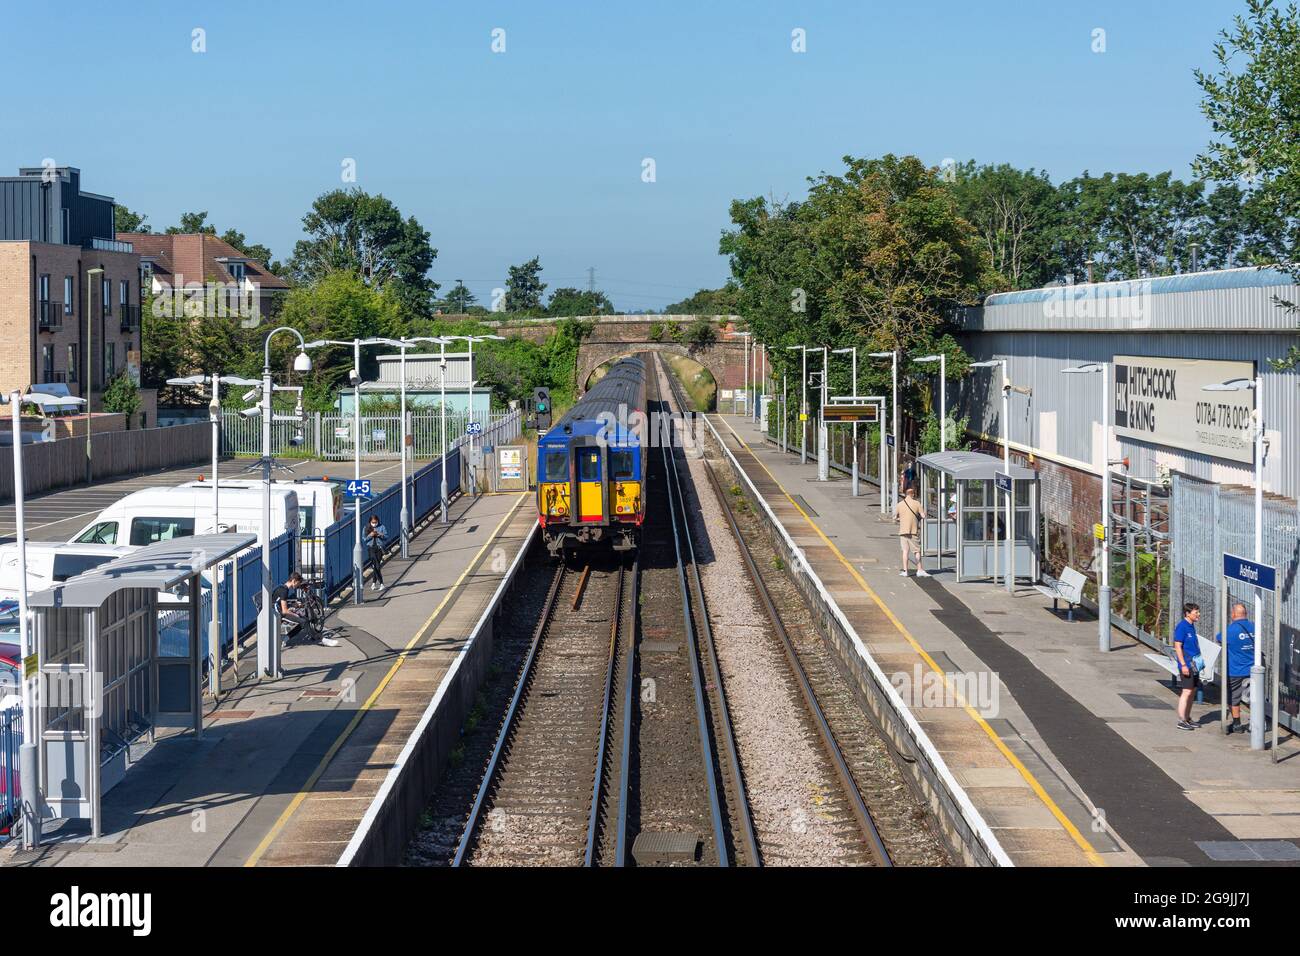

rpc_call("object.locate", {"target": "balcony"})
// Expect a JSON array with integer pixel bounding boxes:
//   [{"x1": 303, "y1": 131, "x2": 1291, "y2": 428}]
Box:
[
  {"x1": 40, "y1": 370, "x2": 68, "y2": 385},
  {"x1": 38, "y1": 300, "x2": 63, "y2": 331},
  {"x1": 87, "y1": 237, "x2": 134, "y2": 254},
  {"x1": 120, "y1": 304, "x2": 140, "y2": 332}
]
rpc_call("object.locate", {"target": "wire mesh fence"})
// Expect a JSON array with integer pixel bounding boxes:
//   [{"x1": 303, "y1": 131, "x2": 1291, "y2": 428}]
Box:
[{"x1": 221, "y1": 409, "x2": 517, "y2": 460}]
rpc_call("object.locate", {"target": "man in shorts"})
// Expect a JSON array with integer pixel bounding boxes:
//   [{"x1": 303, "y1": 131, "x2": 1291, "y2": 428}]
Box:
[
  {"x1": 1222, "y1": 602, "x2": 1255, "y2": 735},
  {"x1": 1173, "y1": 602, "x2": 1202, "y2": 731},
  {"x1": 893, "y1": 486, "x2": 929, "y2": 578}
]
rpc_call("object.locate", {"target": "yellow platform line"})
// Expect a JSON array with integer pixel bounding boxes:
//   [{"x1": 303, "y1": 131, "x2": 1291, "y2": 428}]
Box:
[
  {"x1": 714, "y1": 416, "x2": 1104, "y2": 866},
  {"x1": 243, "y1": 494, "x2": 527, "y2": 867}
]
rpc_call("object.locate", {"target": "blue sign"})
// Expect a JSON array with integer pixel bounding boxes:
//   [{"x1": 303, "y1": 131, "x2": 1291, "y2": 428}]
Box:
[
  {"x1": 886, "y1": 435, "x2": 895, "y2": 447},
  {"x1": 345, "y1": 479, "x2": 373, "y2": 500},
  {"x1": 1223, "y1": 553, "x2": 1276, "y2": 592},
  {"x1": 466, "y1": 421, "x2": 483, "y2": 436},
  {"x1": 994, "y1": 472, "x2": 1012, "y2": 493}
]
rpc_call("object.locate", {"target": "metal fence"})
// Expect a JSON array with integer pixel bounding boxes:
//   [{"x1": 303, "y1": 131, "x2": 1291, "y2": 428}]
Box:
[
  {"x1": 1171, "y1": 474, "x2": 1300, "y2": 732},
  {"x1": 220, "y1": 409, "x2": 517, "y2": 461},
  {"x1": 1, "y1": 702, "x2": 19, "y2": 835}
]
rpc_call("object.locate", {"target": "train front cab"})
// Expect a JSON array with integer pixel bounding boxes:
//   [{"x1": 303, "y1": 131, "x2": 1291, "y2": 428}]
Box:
[{"x1": 538, "y1": 435, "x2": 641, "y2": 556}]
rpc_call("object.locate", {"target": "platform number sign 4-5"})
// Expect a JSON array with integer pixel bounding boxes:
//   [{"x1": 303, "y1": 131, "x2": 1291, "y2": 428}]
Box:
[{"x1": 346, "y1": 479, "x2": 372, "y2": 499}]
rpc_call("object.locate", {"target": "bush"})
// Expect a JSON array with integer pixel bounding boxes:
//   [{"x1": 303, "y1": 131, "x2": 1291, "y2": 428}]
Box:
[
  {"x1": 684, "y1": 317, "x2": 717, "y2": 350},
  {"x1": 102, "y1": 373, "x2": 142, "y2": 428}
]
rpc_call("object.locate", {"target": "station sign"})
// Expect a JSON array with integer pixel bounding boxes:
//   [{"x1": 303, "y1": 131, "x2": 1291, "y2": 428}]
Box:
[
  {"x1": 994, "y1": 472, "x2": 1012, "y2": 493},
  {"x1": 886, "y1": 435, "x2": 895, "y2": 447},
  {"x1": 466, "y1": 421, "x2": 482, "y2": 436},
  {"x1": 1113, "y1": 356, "x2": 1256, "y2": 465},
  {"x1": 1223, "y1": 553, "x2": 1276, "y2": 592},
  {"x1": 821, "y1": 403, "x2": 879, "y2": 423},
  {"x1": 371, "y1": 428, "x2": 386, "y2": 442},
  {"x1": 345, "y1": 479, "x2": 373, "y2": 499}
]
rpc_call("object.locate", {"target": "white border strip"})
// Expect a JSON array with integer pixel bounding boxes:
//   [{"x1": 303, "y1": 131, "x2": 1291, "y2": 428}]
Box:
[
  {"x1": 336, "y1": 518, "x2": 539, "y2": 866},
  {"x1": 705, "y1": 415, "x2": 1014, "y2": 867}
]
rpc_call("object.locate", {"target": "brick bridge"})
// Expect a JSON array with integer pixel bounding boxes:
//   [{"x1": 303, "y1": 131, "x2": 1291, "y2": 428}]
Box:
[{"x1": 483, "y1": 314, "x2": 749, "y2": 394}]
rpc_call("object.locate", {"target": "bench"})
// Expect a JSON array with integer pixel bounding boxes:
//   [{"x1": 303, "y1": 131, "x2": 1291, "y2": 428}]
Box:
[{"x1": 1035, "y1": 567, "x2": 1086, "y2": 621}]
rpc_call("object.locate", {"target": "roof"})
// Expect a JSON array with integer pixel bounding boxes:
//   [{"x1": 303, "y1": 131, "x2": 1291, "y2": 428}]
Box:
[
  {"x1": 28, "y1": 534, "x2": 257, "y2": 609},
  {"x1": 121, "y1": 233, "x2": 290, "y2": 290},
  {"x1": 918, "y1": 451, "x2": 1037, "y2": 482}
]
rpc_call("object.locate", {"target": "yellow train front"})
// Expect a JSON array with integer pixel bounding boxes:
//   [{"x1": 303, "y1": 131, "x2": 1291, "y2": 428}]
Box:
[{"x1": 537, "y1": 358, "x2": 648, "y2": 556}]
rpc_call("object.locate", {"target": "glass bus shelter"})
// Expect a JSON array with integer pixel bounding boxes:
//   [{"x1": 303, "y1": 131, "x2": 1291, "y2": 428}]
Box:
[{"x1": 917, "y1": 451, "x2": 1040, "y2": 583}]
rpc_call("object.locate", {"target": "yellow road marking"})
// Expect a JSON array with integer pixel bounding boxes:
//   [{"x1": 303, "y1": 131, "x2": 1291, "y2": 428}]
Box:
[
  {"x1": 243, "y1": 494, "x2": 527, "y2": 867},
  {"x1": 714, "y1": 416, "x2": 1105, "y2": 866}
]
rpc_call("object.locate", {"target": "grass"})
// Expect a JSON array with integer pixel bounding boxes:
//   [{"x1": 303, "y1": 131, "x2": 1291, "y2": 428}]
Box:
[{"x1": 770, "y1": 555, "x2": 785, "y2": 571}]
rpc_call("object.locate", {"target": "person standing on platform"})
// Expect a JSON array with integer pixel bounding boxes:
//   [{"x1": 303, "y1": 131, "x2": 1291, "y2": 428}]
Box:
[
  {"x1": 1222, "y1": 602, "x2": 1255, "y2": 735},
  {"x1": 365, "y1": 514, "x2": 388, "y2": 592},
  {"x1": 1173, "y1": 603, "x2": 1202, "y2": 731},
  {"x1": 894, "y1": 486, "x2": 929, "y2": 578}
]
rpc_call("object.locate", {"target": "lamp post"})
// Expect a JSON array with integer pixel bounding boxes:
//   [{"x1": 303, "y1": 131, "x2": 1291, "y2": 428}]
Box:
[
  {"x1": 305, "y1": 336, "x2": 392, "y2": 603},
  {"x1": 971, "y1": 359, "x2": 1029, "y2": 594},
  {"x1": 869, "y1": 351, "x2": 899, "y2": 507},
  {"x1": 167, "y1": 372, "x2": 261, "y2": 693},
  {"x1": 787, "y1": 345, "x2": 808, "y2": 464},
  {"x1": 9, "y1": 392, "x2": 36, "y2": 847},
  {"x1": 443, "y1": 334, "x2": 504, "y2": 496},
  {"x1": 257, "y1": 328, "x2": 313, "y2": 677},
  {"x1": 1203, "y1": 374, "x2": 1267, "y2": 750},
  {"x1": 84, "y1": 266, "x2": 104, "y2": 484},
  {"x1": 1062, "y1": 362, "x2": 1118, "y2": 653},
  {"x1": 781, "y1": 365, "x2": 788, "y2": 454},
  {"x1": 832, "y1": 346, "x2": 859, "y2": 497},
  {"x1": 370, "y1": 336, "x2": 447, "y2": 557},
  {"x1": 815, "y1": 346, "x2": 830, "y2": 481},
  {"x1": 757, "y1": 343, "x2": 767, "y2": 429}
]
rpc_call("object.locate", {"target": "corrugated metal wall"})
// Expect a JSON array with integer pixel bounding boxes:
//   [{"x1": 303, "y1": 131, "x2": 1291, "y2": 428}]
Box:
[{"x1": 956, "y1": 330, "x2": 1300, "y2": 500}]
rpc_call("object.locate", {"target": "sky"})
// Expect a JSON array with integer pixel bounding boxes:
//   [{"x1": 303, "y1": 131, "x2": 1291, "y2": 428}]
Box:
[{"x1": 1, "y1": 0, "x2": 1247, "y2": 312}]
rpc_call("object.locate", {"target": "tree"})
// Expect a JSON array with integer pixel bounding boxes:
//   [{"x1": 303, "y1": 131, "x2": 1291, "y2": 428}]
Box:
[
  {"x1": 115, "y1": 206, "x2": 150, "y2": 234},
  {"x1": 140, "y1": 287, "x2": 186, "y2": 391},
  {"x1": 441, "y1": 281, "x2": 477, "y2": 313},
  {"x1": 546, "y1": 287, "x2": 615, "y2": 316},
  {"x1": 683, "y1": 317, "x2": 717, "y2": 349},
  {"x1": 948, "y1": 162, "x2": 1061, "y2": 289},
  {"x1": 1194, "y1": 0, "x2": 1300, "y2": 363},
  {"x1": 662, "y1": 285, "x2": 740, "y2": 315},
  {"x1": 289, "y1": 188, "x2": 438, "y2": 319},
  {"x1": 504, "y1": 257, "x2": 546, "y2": 313},
  {"x1": 167, "y1": 211, "x2": 217, "y2": 235},
  {"x1": 102, "y1": 372, "x2": 142, "y2": 428}
]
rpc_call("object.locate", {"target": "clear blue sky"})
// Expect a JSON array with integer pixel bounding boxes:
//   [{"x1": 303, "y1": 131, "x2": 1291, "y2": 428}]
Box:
[{"x1": 1, "y1": 0, "x2": 1244, "y2": 311}]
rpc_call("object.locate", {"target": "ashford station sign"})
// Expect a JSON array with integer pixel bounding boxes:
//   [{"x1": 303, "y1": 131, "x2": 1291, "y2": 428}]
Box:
[{"x1": 1113, "y1": 356, "x2": 1256, "y2": 465}]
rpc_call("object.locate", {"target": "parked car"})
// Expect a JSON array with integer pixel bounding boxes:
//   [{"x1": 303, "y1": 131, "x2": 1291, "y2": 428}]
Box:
[{"x1": 70, "y1": 485, "x2": 299, "y2": 547}]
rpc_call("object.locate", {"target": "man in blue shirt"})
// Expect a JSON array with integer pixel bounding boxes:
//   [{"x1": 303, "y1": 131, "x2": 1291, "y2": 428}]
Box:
[
  {"x1": 1221, "y1": 602, "x2": 1255, "y2": 735},
  {"x1": 1173, "y1": 603, "x2": 1202, "y2": 731}
]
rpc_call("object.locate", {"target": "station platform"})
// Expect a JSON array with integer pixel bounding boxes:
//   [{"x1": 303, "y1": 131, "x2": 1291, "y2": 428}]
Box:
[
  {"x1": 710, "y1": 412, "x2": 1300, "y2": 867},
  {"x1": 1, "y1": 489, "x2": 534, "y2": 868}
]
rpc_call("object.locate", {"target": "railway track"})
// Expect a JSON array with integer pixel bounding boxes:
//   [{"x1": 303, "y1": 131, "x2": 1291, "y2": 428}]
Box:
[
  {"x1": 659, "y1": 356, "x2": 898, "y2": 866},
  {"x1": 453, "y1": 555, "x2": 635, "y2": 866}
]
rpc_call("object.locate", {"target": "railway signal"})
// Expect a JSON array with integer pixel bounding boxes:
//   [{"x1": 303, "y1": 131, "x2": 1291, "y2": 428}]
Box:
[{"x1": 534, "y1": 387, "x2": 552, "y2": 429}]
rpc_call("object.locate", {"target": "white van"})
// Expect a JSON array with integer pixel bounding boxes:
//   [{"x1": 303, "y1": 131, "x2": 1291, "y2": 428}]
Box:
[
  {"x1": 69, "y1": 486, "x2": 299, "y2": 548},
  {"x1": 181, "y1": 478, "x2": 342, "y2": 570},
  {"x1": 0, "y1": 542, "x2": 136, "y2": 600}
]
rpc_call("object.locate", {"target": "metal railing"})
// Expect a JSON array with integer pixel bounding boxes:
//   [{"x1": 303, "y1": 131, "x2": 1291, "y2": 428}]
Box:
[
  {"x1": 1, "y1": 702, "x2": 20, "y2": 835},
  {"x1": 38, "y1": 300, "x2": 62, "y2": 331}
]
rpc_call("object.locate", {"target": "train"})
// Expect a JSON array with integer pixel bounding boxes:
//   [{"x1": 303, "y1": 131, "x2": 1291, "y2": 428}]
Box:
[{"x1": 537, "y1": 357, "x2": 649, "y2": 556}]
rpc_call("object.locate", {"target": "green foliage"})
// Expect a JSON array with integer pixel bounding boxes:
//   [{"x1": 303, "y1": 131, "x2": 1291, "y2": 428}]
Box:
[
  {"x1": 919, "y1": 411, "x2": 972, "y2": 455},
  {"x1": 114, "y1": 206, "x2": 150, "y2": 234},
  {"x1": 648, "y1": 321, "x2": 666, "y2": 341},
  {"x1": 683, "y1": 317, "x2": 717, "y2": 349},
  {"x1": 166, "y1": 211, "x2": 216, "y2": 235},
  {"x1": 546, "y1": 287, "x2": 615, "y2": 316},
  {"x1": 504, "y1": 257, "x2": 546, "y2": 313},
  {"x1": 102, "y1": 373, "x2": 142, "y2": 427},
  {"x1": 440, "y1": 281, "x2": 477, "y2": 313},
  {"x1": 289, "y1": 188, "x2": 438, "y2": 319},
  {"x1": 662, "y1": 285, "x2": 740, "y2": 315}
]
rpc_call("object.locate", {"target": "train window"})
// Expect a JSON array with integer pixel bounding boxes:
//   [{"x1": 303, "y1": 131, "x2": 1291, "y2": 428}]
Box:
[
  {"x1": 544, "y1": 451, "x2": 568, "y2": 482},
  {"x1": 578, "y1": 450, "x2": 601, "y2": 481},
  {"x1": 610, "y1": 450, "x2": 634, "y2": 479}
]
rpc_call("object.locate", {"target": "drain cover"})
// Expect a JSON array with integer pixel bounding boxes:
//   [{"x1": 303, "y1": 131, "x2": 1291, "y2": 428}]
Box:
[
  {"x1": 300, "y1": 688, "x2": 340, "y2": 699},
  {"x1": 1119, "y1": 693, "x2": 1170, "y2": 711},
  {"x1": 632, "y1": 831, "x2": 699, "y2": 864},
  {"x1": 211, "y1": 711, "x2": 255, "y2": 720}
]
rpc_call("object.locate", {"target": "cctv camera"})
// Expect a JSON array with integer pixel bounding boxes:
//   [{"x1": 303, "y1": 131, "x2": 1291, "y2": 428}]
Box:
[
  {"x1": 349, "y1": 368, "x2": 361, "y2": 386},
  {"x1": 289, "y1": 432, "x2": 304, "y2": 447},
  {"x1": 242, "y1": 387, "x2": 261, "y2": 403},
  {"x1": 239, "y1": 406, "x2": 262, "y2": 419}
]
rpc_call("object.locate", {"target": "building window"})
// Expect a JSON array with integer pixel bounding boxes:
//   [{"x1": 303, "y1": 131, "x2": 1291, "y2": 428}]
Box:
[
  {"x1": 67, "y1": 344, "x2": 78, "y2": 382},
  {"x1": 119, "y1": 279, "x2": 128, "y2": 306},
  {"x1": 104, "y1": 342, "x2": 116, "y2": 381},
  {"x1": 63, "y1": 276, "x2": 73, "y2": 313},
  {"x1": 227, "y1": 261, "x2": 246, "y2": 282},
  {"x1": 39, "y1": 273, "x2": 50, "y2": 303},
  {"x1": 42, "y1": 345, "x2": 54, "y2": 382},
  {"x1": 101, "y1": 277, "x2": 111, "y2": 316}
]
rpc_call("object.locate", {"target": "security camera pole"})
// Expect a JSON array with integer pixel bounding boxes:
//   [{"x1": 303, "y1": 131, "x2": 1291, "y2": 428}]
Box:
[
  {"x1": 259, "y1": 327, "x2": 313, "y2": 677},
  {"x1": 1062, "y1": 361, "x2": 1115, "y2": 653},
  {"x1": 786, "y1": 345, "x2": 808, "y2": 463},
  {"x1": 10, "y1": 391, "x2": 37, "y2": 847},
  {"x1": 869, "y1": 351, "x2": 899, "y2": 507}
]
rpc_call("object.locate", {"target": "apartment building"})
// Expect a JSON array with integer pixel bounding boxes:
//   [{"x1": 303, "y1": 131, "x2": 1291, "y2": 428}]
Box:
[{"x1": 0, "y1": 166, "x2": 142, "y2": 413}]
